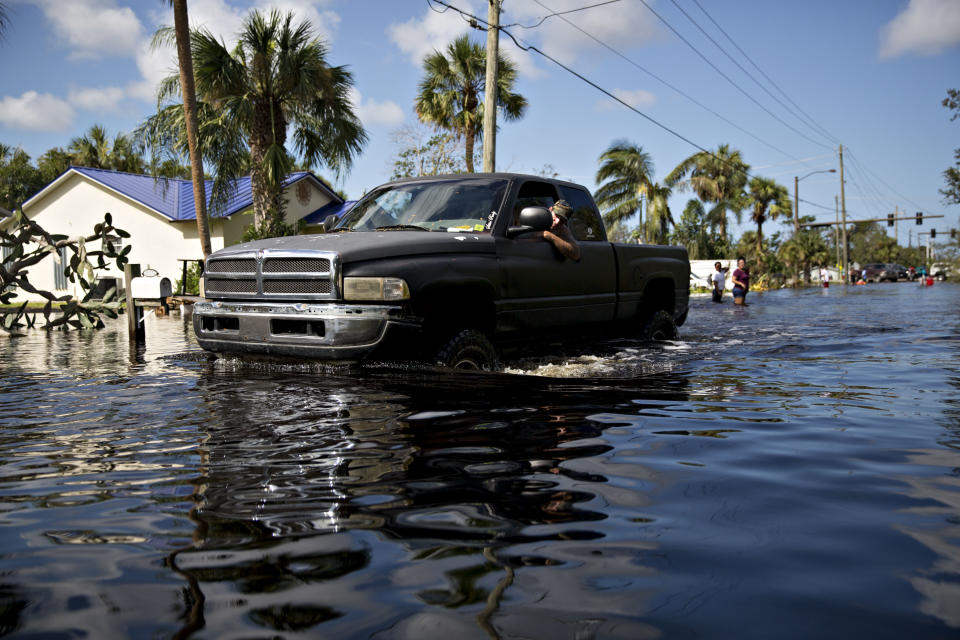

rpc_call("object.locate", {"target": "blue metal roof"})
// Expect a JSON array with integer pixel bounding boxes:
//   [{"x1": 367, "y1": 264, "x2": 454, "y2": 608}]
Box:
[
  {"x1": 69, "y1": 166, "x2": 334, "y2": 221},
  {"x1": 303, "y1": 200, "x2": 356, "y2": 225}
]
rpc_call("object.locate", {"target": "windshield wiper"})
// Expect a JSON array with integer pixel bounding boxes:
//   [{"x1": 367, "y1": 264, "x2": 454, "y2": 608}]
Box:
[
  {"x1": 374, "y1": 225, "x2": 430, "y2": 232},
  {"x1": 327, "y1": 227, "x2": 354, "y2": 233}
]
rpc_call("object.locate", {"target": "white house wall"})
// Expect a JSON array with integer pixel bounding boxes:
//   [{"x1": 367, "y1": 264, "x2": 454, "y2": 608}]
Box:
[
  {"x1": 9, "y1": 174, "x2": 338, "y2": 302},
  {"x1": 17, "y1": 174, "x2": 203, "y2": 302}
]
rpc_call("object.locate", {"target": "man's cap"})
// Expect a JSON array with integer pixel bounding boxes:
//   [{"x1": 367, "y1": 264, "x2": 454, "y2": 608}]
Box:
[{"x1": 551, "y1": 200, "x2": 573, "y2": 220}]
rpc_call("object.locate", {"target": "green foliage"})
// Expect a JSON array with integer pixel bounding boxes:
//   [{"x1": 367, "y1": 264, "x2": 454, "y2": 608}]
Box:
[
  {"x1": 666, "y1": 144, "x2": 750, "y2": 242},
  {"x1": 0, "y1": 209, "x2": 129, "y2": 332},
  {"x1": 69, "y1": 124, "x2": 144, "y2": 173},
  {"x1": 670, "y1": 199, "x2": 728, "y2": 259},
  {"x1": 415, "y1": 34, "x2": 526, "y2": 173},
  {"x1": 942, "y1": 88, "x2": 960, "y2": 205},
  {"x1": 0, "y1": 146, "x2": 46, "y2": 212},
  {"x1": 779, "y1": 228, "x2": 829, "y2": 283},
  {"x1": 594, "y1": 140, "x2": 653, "y2": 233},
  {"x1": 391, "y1": 128, "x2": 469, "y2": 180},
  {"x1": 138, "y1": 9, "x2": 367, "y2": 227},
  {"x1": 173, "y1": 261, "x2": 203, "y2": 296}
]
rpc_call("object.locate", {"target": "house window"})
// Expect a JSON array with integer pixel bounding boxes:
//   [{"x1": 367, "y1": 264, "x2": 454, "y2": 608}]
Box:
[
  {"x1": 104, "y1": 234, "x2": 124, "y2": 255},
  {"x1": 54, "y1": 247, "x2": 69, "y2": 290}
]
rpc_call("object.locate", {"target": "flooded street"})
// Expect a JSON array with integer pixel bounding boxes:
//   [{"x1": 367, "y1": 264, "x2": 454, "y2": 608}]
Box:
[{"x1": 2, "y1": 283, "x2": 959, "y2": 639}]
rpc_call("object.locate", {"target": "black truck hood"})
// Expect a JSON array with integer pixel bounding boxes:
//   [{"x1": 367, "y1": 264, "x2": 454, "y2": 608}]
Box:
[{"x1": 212, "y1": 231, "x2": 496, "y2": 263}]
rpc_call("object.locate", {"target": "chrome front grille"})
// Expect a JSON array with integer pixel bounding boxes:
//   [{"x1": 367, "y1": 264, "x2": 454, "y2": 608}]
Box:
[
  {"x1": 204, "y1": 249, "x2": 339, "y2": 300},
  {"x1": 263, "y1": 279, "x2": 332, "y2": 294},
  {"x1": 262, "y1": 257, "x2": 330, "y2": 273},
  {"x1": 206, "y1": 278, "x2": 257, "y2": 294},
  {"x1": 207, "y1": 258, "x2": 256, "y2": 273}
]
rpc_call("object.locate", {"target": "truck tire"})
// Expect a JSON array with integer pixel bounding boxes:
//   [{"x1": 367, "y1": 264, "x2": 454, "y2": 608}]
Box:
[
  {"x1": 434, "y1": 329, "x2": 498, "y2": 370},
  {"x1": 640, "y1": 310, "x2": 678, "y2": 341}
]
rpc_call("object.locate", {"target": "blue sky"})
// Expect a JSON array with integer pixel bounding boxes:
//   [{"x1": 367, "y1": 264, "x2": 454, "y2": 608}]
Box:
[{"x1": 1, "y1": 0, "x2": 958, "y2": 243}]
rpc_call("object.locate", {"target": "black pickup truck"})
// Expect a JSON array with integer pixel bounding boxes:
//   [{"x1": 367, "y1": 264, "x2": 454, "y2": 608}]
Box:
[{"x1": 193, "y1": 173, "x2": 689, "y2": 368}]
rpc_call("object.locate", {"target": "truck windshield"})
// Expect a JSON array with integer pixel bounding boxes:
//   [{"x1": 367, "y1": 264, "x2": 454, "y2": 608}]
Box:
[{"x1": 337, "y1": 178, "x2": 508, "y2": 232}]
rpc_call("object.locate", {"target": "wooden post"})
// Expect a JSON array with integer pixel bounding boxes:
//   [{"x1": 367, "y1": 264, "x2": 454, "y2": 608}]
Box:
[
  {"x1": 124, "y1": 263, "x2": 144, "y2": 340},
  {"x1": 482, "y1": 0, "x2": 500, "y2": 172}
]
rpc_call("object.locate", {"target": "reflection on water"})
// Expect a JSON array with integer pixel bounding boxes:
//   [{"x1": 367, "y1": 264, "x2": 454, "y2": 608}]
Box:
[{"x1": 1, "y1": 284, "x2": 960, "y2": 638}]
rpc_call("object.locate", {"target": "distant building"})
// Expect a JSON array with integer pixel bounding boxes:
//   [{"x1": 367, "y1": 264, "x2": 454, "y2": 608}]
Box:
[{"x1": 1, "y1": 166, "x2": 351, "y2": 302}]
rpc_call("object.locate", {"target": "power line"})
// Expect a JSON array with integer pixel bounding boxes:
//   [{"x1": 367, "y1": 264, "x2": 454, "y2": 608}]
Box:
[
  {"x1": 504, "y1": 0, "x2": 622, "y2": 29},
  {"x1": 689, "y1": 0, "x2": 841, "y2": 146},
  {"x1": 846, "y1": 148, "x2": 935, "y2": 213},
  {"x1": 427, "y1": 0, "x2": 828, "y2": 208},
  {"x1": 529, "y1": 0, "x2": 810, "y2": 165},
  {"x1": 667, "y1": 0, "x2": 835, "y2": 148},
  {"x1": 635, "y1": 0, "x2": 833, "y2": 151}
]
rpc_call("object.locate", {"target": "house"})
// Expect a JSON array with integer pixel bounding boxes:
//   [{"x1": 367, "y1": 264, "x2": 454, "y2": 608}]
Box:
[{"x1": 2, "y1": 166, "x2": 348, "y2": 302}]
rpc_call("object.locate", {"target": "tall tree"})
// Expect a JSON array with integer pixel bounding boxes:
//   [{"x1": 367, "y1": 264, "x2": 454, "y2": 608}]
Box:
[
  {"x1": 645, "y1": 182, "x2": 674, "y2": 244},
  {"x1": 140, "y1": 9, "x2": 367, "y2": 230},
  {"x1": 941, "y1": 88, "x2": 960, "y2": 206},
  {"x1": 746, "y1": 176, "x2": 791, "y2": 258},
  {"x1": 415, "y1": 34, "x2": 526, "y2": 173},
  {"x1": 69, "y1": 125, "x2": 144, "y2": 173},
  {"x1": 666, "y1": 144, "x2": 750, "y2": 242},
  {"x1": 594, "y1": 141, "x2": 654, "y2": 239},
  {"x1": 170, "y1": 0, "x2": 211, "y2": 257}
]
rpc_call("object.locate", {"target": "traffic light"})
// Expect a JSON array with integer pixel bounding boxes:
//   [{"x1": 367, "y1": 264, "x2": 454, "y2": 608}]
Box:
[
  {"x1": 931, "y1": 228, "x2": 936, "y2": 239},
  {"x1": 916, "y1": 211, "x2": 923, "y2": 225},
  {"x1": 887, "y1": 213, "x2": 894, "y2": 227}
]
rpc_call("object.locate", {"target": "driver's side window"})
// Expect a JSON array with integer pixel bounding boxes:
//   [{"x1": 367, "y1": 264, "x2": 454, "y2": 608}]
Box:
[{"x1": 512, "y1": 181, "x2": 559, "y2": 224}]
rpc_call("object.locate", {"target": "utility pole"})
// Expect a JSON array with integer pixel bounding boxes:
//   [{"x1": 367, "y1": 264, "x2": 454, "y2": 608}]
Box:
[
  {"x1": 894, "y1": 205, "x2": 898, "y2": 245},
  {"x1": 839, "y1": 145, "x2": 848, "y2": 283},
  {"x1": 793, "y1": 175, "x2": 799, "y2": 233},
  {"x1": 482, "y1": 0, "x2": 501, "y2": 173},
  {"x1": 835, "y1": 195, "x2": 840, "y2": 269}
]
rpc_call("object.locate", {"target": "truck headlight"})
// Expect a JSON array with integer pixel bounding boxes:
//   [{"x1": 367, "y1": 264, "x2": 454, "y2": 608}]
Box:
[{"x1": 343, "y1": 277, "x2": 410, "y2": 301}]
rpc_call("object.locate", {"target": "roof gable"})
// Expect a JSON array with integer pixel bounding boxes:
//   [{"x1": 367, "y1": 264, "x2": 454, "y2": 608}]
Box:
[{"x1": 22, "y1": 166, "x2": 341, "y2": 222}]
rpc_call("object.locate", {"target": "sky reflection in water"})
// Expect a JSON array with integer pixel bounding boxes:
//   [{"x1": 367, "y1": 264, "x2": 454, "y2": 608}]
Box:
[{"x1": 1, "y1": 284, "x2": 959, "y2": 638}]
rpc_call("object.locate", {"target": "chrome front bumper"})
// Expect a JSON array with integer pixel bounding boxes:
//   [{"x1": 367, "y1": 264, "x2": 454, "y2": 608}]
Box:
[{"x1": 193, "y1": 300, "x2": 414, "y2": 359}]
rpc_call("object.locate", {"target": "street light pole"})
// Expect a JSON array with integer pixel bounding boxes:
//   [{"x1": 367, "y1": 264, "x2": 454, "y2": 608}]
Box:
[
  {"x1": 793, "y1": 168, "x2": 836, "y2": 232},
  {"x1": 840, "y1": 145, "x2": 848, "y2": 283}
]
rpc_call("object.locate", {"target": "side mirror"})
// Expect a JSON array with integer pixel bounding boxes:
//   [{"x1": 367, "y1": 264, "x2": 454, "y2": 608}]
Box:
[
  {"x1": 506, "y1": 206, "x2": 552, "y2": 238},
  {"x1": 322, "y1": 214, "x2": 339, "y2": 233}
]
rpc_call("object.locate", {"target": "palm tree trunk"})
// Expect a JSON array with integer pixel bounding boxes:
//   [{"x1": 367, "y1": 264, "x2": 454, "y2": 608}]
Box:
[
  {"x1": 756, "y1": 219, "x2": 764, "y2": 258},
  {"x1": 250, "y1": 101, "x2": 272, "y2": 228},
  {"x1": 464, "y1": 128, "x2": 475, "y2": 173},
  {"x1": 173, "y1": 0, "x2": 212, "y2": 258}
]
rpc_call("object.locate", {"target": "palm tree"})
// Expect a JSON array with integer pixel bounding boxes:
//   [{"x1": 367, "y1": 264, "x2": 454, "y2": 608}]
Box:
[
  {"x1": 666, "y1": 144, "x2": 749, "y2": 242},
  {"x1": 746, "y1": 176, "x2": 791, "y2": 257},
  {"x1": 69, "y1": 125, "x2": 144, "y2": 173},
  {"x1": 594, "y1": 141, "x2": 654, "y2": 239},
  {"x1": 645, "y1": 182, "x2": 674, "y2": 244},
  {"x1": 139, "y1": 9, "x2": 367, "y2": 230},
  {"x1": 780, "y1": 229, "x2": 829, "y2": 283},
  {"x1": 415, "y1": 35, "x2": 526, "y2": 173},
  {"x1": 69, "y1": 125, "x2": 112, "y2": 169},
  {"x1": 0, "y1": 3, "x2": 8, "y2": 39},
  {"x1": 170, "y1": 0, "x2": 211, "y2": 257}
]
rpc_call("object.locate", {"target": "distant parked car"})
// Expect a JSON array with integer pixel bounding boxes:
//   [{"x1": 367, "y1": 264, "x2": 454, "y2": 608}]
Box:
[
  {"x1": 886, "y1": 263, "x2": 909, "y2": 281},
  {"x1": 861, "y1": 263, "x2": 886, "y2": 282},
  {"x1": 930, "y1": 263, "x2": 949, "y2": 280}
]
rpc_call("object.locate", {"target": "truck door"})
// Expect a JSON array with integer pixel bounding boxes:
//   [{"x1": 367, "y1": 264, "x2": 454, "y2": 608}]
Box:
[{"x1": 495, "y1": 180, "x2": 617, "y2": 331}]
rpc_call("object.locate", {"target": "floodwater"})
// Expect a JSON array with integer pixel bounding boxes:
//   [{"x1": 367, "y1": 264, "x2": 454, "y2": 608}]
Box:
[{"x1": 1, "y1": 283, "x2": 959, "y2": 639}]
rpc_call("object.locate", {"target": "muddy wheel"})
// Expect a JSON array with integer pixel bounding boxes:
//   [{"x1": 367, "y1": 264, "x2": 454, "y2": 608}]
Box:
[
  {"x1": 640, "y1": 310, "x2": 678, "y2": 341},
  {"x1": 434, "y1": 329, "x2": 498, "y2": 370}
]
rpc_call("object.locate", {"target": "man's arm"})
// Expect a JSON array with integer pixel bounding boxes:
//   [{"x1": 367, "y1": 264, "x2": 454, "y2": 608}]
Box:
[{"x1": 542, "y1": 225, "x2": 580, "y2": 261}]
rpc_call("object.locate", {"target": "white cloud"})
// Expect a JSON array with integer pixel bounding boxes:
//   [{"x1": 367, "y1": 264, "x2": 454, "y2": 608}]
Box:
[
  {"x1": 130, "y1": 0, "x2": 342, "y2": 103},
  {"x1": 0, "y1": 91, "x2": 75, "y2": 131},
  {"x1": 880, "y1": 0, "x2": 960, "y2": 58},
  {"x1": 597, "y1": 88, "x2": 656, "y2": 112},
  {"x1": 350, "y1": 89, "x2": 405, "y2": 127},
  {"x1": 31, "y1": 0, "x2": 143, "y2": 59},
  {"x1": 503, "y1": 0, "x2": 660, "y2": 64},
  {"x1": 68, "y1": 87, "x2": 126, "y2": 112},
  {"x1": 387, "y1": 3, "x2": 475, "y2": 66}
]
